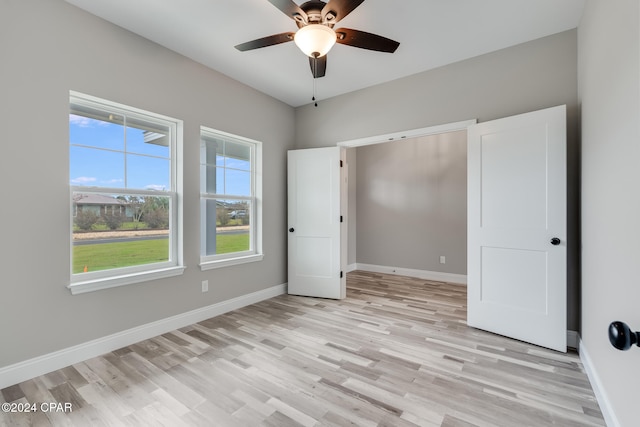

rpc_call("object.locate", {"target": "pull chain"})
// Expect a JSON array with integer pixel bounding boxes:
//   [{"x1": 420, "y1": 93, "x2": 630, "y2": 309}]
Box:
[
  {"x1": 313, "y1": 77, "x2": 317, "y2": 107},
  {"x1": 312, "y1": 54, "x2": 318, "y2": 107}
]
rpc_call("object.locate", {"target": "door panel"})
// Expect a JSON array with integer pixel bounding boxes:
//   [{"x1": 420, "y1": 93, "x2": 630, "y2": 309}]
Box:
[
  {"x1": 288, "y1": 147, "x2": 345, "y2": 299},
  {"x1": 481, "y1": 247, "x2": 547, "y2": 313},
  {"x1": 480, "y1": 124, "x2": 548, "y2": 229},
  {"x1": 468, "y1": 105, "x2": 566, "y2": 352},
  {"x1": 294, "y1": 237, "x2": 333, "y2": 278}
]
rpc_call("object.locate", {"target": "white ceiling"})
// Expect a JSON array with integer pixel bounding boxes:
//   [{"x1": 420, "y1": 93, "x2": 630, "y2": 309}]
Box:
[{"x1": 65, "y1": 0, "x2": 586, "y2": 107}]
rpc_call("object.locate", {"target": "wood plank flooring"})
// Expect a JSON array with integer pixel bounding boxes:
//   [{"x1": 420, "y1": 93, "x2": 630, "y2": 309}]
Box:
[{"x1": 1, "y1": 271, "x2": 605, "y2": 426}]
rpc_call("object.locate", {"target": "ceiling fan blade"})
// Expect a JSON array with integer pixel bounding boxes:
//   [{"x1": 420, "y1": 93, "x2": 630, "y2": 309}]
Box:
[
  {"x1": 322, "y1": 0, "x2": 365, "y2": 23},
  {"x1": 266, "y1": 0, "x2": 308, "y2": 23},
  {"x1": 335, "y1": 28, "x2": 400, "y2": 53},
  {"x1": 309, "y1": 55, "x2": 327, "y2": 78},
  {"x1": 234, "y1": 32, "x2": 295, "y2": 51}
]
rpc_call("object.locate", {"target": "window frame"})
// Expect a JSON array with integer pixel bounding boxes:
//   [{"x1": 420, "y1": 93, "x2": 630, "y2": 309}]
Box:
[
  {"x1": 68, "y1": 91, "x2": 184, "y2": 294},
  {"x1": 199, "y1": 127, "x2": 263, "y2": 270}
]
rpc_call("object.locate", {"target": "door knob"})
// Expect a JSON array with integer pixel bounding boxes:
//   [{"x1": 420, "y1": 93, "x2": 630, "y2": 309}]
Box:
[
  {"x1": 609, "y1": 321, "x2": 640, "y2": 351},
  {"x1": 550, "y1": 237, "x2": 561, "y2": 245},
  {"x1": 289, "y1": 227, "x2": 295, "y2": 233}
]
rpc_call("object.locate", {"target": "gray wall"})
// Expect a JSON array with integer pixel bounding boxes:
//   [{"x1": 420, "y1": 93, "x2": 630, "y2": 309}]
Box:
[
  {"x1": 0, "y1": 0, "x2": 295, "y2": 368},
  {"x1": 295, "y1": 30, "x2": 580, "y2": 331},
  {"x1": 579, "y1": 1, "x2": 639, "y2": 426},
  {"x1": 294, "y1": 31, "x2": 579, "y2": 149},
  {"x1": 355, "y1": 131, "x2": 467, "y2": 274}
]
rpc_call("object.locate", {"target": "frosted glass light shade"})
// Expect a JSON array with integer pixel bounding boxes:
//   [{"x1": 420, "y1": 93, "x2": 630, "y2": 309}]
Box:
[{"x1": 294, "y1": 24, "x2": 336, "y2": 57}]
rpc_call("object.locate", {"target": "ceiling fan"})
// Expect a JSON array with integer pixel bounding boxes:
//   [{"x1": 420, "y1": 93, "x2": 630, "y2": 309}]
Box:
[{"x1": 234, "y1": 0, "x2": 400, "y2": 78}]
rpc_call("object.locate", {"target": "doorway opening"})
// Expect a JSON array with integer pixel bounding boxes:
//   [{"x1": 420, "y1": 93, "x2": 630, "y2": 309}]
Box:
[{"x1": 337, "y1": 120, "x2": 475, "y2": 285}]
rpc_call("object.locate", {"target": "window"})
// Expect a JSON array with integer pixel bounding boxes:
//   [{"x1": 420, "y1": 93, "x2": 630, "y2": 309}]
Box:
[
  {"x1": 200, "y1": 127, "x2": 262, "y2": 269},
  {"x1": 69, "y1": 92, "x2": 183, "y2": 294}
]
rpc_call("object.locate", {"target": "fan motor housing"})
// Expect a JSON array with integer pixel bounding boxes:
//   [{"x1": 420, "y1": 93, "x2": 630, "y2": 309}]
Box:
[{"x1": 296, "y1": 1, "x2": 336, "y2": 28}]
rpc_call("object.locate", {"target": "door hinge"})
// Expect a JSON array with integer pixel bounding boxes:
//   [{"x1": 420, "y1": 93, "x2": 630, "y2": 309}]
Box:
[
  {"x1": 340, "y1": 215, "x2": 343, "y2": 223},
  {"x1": 340, "y1": 160, "x2": 343, "y2": 167},
  {"x1": 340, "y1": 271, "x2": 343, "y2": 278}
]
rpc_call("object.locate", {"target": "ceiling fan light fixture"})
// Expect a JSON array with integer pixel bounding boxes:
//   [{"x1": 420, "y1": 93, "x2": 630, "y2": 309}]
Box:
[{"x1": 294, "y1": 24, "x2": 336, "y2": 57}]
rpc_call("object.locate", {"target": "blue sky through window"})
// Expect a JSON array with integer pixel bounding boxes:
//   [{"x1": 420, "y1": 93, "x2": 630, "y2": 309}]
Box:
[
  {"x1": 69, "y1": 114, "x2": 170, "y2": 191},
  {"x1": 202, "y1": 138, "x2": 252, "y2": 197}
]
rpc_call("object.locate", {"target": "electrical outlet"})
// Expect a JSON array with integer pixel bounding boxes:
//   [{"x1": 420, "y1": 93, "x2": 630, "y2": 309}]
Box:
[
  {"x1": 202, "y1": 280, "x2": 209, "y2": 293},
  {"x1": 439, "y1": 256, "x2": 446, "y2": 264}
]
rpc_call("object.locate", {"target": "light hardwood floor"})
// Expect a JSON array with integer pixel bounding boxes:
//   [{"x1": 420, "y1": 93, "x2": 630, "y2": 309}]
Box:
[{"x1": 1, "y1": 271, "x2": 604, "y2": 426}]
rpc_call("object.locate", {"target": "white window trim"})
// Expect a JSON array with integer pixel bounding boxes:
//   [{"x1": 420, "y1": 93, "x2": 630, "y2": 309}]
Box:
[
  {"x1": 199, "y1": 127, "x2": 263, "y2": 270},
  {"x1": 68, "y1": 91, "x2": 184, "y2": 294},
  {"x1": 68, "y1": 266, "x2": 186, "y2": 295},
  {"x1": 200, "y1": 254, "x2": 264, "y2": 271}
]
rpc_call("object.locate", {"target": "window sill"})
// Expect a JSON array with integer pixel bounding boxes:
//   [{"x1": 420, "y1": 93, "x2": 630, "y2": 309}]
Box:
[
  {"x1": 68, "y1": 266, "x2": 186, "y2": 295},
  {"x1": 200, "y1": 254, "x2": 264, "y2": 271}
]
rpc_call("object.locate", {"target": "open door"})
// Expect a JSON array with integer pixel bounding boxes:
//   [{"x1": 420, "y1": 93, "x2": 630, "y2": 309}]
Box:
[
  {"x1": 467, "y1": 105, "x2": 567, "y2": 352},
  {"x1": 288, "y1": 147, "x2": 346, "y2": 299}
]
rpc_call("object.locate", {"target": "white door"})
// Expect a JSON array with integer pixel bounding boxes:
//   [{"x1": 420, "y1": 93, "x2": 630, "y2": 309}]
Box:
[
  {"x1": 288, "y1": 147, "x2": 346, "y2": 299},
  {"x1": 467, "y1": 105, "x2": 567, "y2": 352}
]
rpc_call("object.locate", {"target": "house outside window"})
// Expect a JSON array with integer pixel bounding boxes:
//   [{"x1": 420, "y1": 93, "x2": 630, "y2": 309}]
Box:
[
  {"x1": 200, "y1": 127, "x2": 263, "y2": 270},
  {"x1": 69, "y1": 92, "x2": 184, "y2": 294}
]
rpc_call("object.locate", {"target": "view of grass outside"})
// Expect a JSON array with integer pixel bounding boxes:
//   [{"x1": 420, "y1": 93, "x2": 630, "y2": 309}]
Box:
[
  {"x1": 73, "y1": 239, "x2": 169, "y2": 274},
  {"x1": 73, "y1": 195, "x2": 250, "y2": 274},
  {"x1": 73, "y1": 231, "x2": 248, "y2": 274},
  {"x1": 216, "y1": 233, "x2": 250, "y2": 254}
]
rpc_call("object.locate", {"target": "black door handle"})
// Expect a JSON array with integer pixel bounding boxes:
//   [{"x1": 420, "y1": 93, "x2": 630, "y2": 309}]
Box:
[
  {"x1": 550, "y1": 237, "x2": 561, "y2": 245},
  {"x1": 289, "y1": 227, "x2": 295, "y2": 233},
  {"x1": 609, "y1": 321, "x2": 640, "y2": 351}
]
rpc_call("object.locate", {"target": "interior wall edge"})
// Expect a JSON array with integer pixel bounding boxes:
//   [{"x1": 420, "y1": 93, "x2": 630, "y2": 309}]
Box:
[{"x1": 579, "y1": 337, "x2": 621, "y2": 427}]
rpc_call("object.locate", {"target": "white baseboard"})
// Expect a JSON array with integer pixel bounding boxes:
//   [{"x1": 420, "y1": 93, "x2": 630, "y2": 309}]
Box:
[
  {"x1": 354, "y1": 263, "x2": 467, "y2": 285},
  {"x1": 0, "y1": 283, "x2": 287, "y2": 390},
  {"x1": 579, "y1": 338, "x2": 619, "y2": 427},
  {"x1": 345, "y1": 263, "x2": 358, "y2": 273}
]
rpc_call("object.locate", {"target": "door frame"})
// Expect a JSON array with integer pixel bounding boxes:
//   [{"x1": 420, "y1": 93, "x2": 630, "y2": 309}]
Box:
[
  {"x1": 336, "y1": 119, "x2": 477, "y2": 274},
  {"x1": 336, "y1": 120, "x2": 477, "y2": 149}
]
